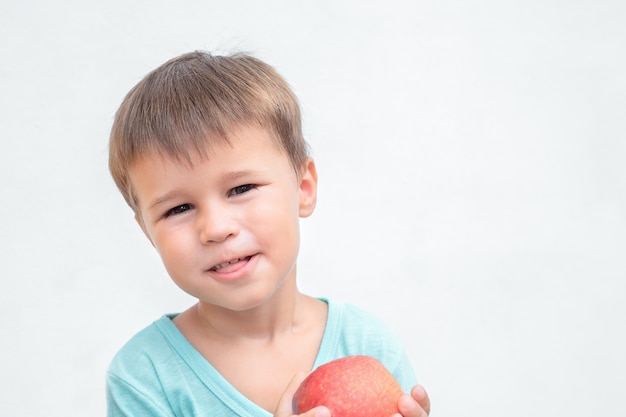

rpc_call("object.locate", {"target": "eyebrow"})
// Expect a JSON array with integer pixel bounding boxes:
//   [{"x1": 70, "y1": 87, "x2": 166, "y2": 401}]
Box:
[
  {"x1": 226, "y1": 169, "x2": 257, "y2": 181},
  {"x1": 148, "y1": 191, "x2": 182, "y2": 211}
]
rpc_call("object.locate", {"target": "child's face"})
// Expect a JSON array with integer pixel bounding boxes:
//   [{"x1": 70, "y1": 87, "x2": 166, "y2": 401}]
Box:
[{"x1": 129, "y1": 126, "x2": 317, "y2": 312}]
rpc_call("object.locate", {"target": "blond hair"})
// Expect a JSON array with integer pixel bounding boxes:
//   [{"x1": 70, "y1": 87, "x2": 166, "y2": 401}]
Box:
[{"x1": 108, "y1": 51, "x2": 308, "y2": 211}]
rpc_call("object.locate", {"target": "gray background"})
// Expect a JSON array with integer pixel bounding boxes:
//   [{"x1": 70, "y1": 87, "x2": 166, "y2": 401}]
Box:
[{"x1": 1, "y1": 1, "x2": 625, "y2": 416}]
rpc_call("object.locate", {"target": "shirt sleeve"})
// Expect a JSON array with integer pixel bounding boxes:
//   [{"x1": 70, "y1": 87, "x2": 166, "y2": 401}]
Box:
[
  {"x1": 390, "y1": 350, "x2": 418, "y2": 393},
  {"x1": 107, "y1": 372, "x2": 174, "y2": 417}
]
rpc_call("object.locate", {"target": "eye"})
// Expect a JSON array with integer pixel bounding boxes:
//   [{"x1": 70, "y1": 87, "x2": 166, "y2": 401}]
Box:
[
  {"x1": 230, "y1": 184, "x2": 257, "y2": 196},
  {"x1": 164, "y1": 203, "x2": 192, "y2": 218}
]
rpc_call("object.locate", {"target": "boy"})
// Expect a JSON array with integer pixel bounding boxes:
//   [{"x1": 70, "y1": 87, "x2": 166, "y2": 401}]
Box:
[{"x1": 106, "y1": 51, "x2": 430, "y2": 417}]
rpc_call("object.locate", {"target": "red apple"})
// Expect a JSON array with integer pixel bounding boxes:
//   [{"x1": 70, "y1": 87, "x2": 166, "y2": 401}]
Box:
[{"x1": 292, "y1": 355, "x2": 404, "y2": 417}]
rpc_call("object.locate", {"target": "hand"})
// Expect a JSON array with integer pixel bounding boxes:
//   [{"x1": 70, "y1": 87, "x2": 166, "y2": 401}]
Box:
[
  {"x1": 274, "y1": 372, "x2": 330, "y2": 417},
  {"x1": 393, "y1": 385, "x2": 431, "y2": 417}
]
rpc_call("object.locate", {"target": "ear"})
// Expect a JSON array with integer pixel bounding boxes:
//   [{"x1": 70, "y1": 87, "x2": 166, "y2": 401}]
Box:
[
  {"x1": 135, "y1": 213, "x2": 155, "y2": 247},
  {"x1": 298, "y1": 158, "x2": 318, "y2": 218}
]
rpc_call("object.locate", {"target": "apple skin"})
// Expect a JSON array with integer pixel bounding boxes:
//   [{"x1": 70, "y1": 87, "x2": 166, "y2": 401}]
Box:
[{"x1": 292, "y1": 355, "x2": 404, "y2": 417}]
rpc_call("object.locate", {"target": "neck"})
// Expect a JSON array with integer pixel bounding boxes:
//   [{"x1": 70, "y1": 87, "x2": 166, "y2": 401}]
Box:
[{"x1": 194, "y1": 277, "x2": 308, "y2": 341}]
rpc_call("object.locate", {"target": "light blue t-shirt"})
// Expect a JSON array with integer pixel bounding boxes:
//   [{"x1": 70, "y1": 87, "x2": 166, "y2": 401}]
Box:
[{"x1": 107, "y1": 299, "x2": 417, "y2": 416}]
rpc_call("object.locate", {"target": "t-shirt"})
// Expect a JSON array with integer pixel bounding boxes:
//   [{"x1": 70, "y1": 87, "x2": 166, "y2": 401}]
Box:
[{"x1": 107, "y1": 299, "x2": 417, "y2": 416}]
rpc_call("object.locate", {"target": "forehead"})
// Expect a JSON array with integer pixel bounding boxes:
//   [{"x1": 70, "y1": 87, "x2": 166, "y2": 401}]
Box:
[{"x1": 137, "y1": 124, "x2": 284, "y2": 167}]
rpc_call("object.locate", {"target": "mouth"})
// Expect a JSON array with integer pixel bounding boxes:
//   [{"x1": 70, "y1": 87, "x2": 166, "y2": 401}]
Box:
[{"x1": 210, "y1": 256, "x2": 253, "y2": 272}]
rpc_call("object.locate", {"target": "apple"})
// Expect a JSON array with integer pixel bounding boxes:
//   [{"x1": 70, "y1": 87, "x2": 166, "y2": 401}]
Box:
[{"x1": 292, "y1": 355, "x2": 404, "y2": 417}]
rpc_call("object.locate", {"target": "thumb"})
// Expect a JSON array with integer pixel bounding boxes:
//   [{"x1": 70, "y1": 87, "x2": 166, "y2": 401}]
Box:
[
  {"x1": 274, "y1": 372, "x2": 308, "y2": 417},
  {"x1": 274, "y1": 372, "x2": 331, "y2": 417}
]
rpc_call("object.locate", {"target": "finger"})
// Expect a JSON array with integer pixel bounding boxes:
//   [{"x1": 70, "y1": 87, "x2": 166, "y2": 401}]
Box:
[
  {"x1": 398, "y1": 394, "x2": 428, "y2": 417},
  {"x1": 398, "y1": 394, "x2": 418, "y2": 417},
  {"x1": 411, "y1": 385, "x2": 430, "y2": 416}
]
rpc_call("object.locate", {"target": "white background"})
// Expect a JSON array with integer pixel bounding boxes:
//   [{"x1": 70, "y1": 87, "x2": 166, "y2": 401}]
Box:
[{"x1": 1, "y1": 1, "x2": 625, "y2": 416}]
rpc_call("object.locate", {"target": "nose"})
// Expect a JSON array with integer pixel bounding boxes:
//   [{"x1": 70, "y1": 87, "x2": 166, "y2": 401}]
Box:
[{"x1": 196, "y1": 205, "x2": 238, "y2": 244}]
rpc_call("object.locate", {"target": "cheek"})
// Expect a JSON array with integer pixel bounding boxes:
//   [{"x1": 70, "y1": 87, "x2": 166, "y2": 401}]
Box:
[
  {"x1": 253, "y1": 198, "x2": 301, "y2": 257},
  {"x1": 153, "y1": 230, "x2": 194, "y2": 267},
  {"x1": 252, "y1": 192, "x2": 299, "y2": 231}
]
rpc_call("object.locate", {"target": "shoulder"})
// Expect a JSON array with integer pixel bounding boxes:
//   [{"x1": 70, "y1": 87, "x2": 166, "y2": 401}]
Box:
[
  {"x1": 326, "y1": 300, "x2": 405, "y2": 365},
  {"x1": 109, "y1": 317, "x2": 169, "y2": 365},
  {"x1": 333, "y1": 300, "x2": 402, "y2": 345},
  {"x1": 107, "y1": 316, "x2": 179, "y2": 387}
]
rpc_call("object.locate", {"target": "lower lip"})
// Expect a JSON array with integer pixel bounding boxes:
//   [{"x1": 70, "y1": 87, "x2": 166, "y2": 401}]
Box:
[{"x1": 207, "y1": 254, "x2": 258, "y2": 283}]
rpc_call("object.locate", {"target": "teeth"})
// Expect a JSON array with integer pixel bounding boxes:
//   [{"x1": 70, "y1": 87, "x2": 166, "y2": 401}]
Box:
[{"x1": 212, "y1": 257, "x2": 248, "y2": 271}]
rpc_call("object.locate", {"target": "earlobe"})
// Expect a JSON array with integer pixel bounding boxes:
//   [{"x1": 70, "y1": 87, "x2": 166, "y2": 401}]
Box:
[
  {"x1": 135, "y1": 213, "x2": 155, "y2": 247},
  {"x1": 298, "y1": 158, "x2": 318, "y2": 218}
]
